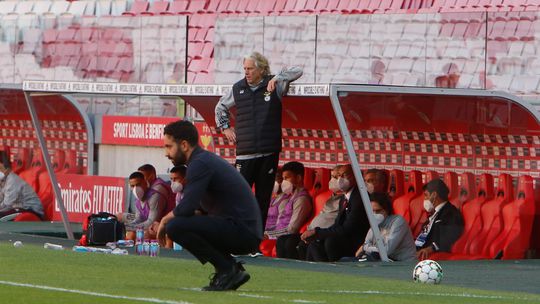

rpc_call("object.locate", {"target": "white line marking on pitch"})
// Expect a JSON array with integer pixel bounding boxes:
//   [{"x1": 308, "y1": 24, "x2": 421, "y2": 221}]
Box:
[
  {"x1": 0, "y1": 280, "x2": 191, "y2": 304},
  {"x1": 243, "y1": 289, "x2": 538, "y2": 301}
]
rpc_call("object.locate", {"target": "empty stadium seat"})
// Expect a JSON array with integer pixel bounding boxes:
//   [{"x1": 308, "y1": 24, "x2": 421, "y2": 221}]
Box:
[
  {"x1": 459, "y1": 172, "x2": 477, "y2": 206},
  {"x1": 11, "y1": 147, "x2": 31, "y2": 174},
  {"x1": 304, "y1": 167, "x2": 315, "y2": 190},
  {"x1": 310, "y1": 167, "x2": 331, "y2": 198},
  {"x1": 487, "y1": 175, "x2": 535, "y2": 259},
  {"x1": 392, "y1": 170, "x2": 423, "y2": 226},
  {"x1": 444, "y1": 171, "x2": 461, "y2": 209},
  {"x1": 122, "y1": 0, "x2": 149, "y2": 16},
  {"x1": 388, "y1": 169, "x2": 405, "y2": 200},
  {"x1": 60, "y1": 150, "x2": 81, "y2": 174},
  {"x1": 448, "y1": 173, "x2": 494, "y2": 259},
  {"x1": 19, "y1": 148, "x2": 46, "y2": 193},
  {"x1": 467, "y1": 173, "x2": 514, "y2": 257}
]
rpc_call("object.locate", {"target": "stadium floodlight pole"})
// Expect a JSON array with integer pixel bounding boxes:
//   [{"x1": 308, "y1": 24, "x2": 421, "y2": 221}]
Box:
[
  {"x1": 23, "y1": 92, "x2": 74, "y2": 240},
  {"x1": 329, "y1": 84, "x2": 390, "y2": 262}
]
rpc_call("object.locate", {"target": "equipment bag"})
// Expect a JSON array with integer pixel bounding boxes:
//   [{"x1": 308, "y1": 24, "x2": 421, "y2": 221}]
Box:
[{"x1": 81, "y1": 212, "x2": 125, "y2": 246}]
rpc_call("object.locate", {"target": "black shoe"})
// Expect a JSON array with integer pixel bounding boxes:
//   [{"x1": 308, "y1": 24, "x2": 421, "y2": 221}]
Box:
[{"x1": 202, "y1": 263, "x2": 250, "y2": 291}]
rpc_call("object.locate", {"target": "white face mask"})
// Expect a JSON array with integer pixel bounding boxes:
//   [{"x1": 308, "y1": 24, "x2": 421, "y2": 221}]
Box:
[
  {"x1": 132, "y1": 186, "x2": 145, "y2": 200},
  {"x1": 423, "y1": 199, "x2": 434, "y2": 213},
  {"x1": 171, "y1": 181, "x2": 183, "y2": 194},
  {"x1": 338, "y1": 177, "x2": 351, "y2": 192},
  {"x1": 0, "y1": 171, "x2": 5, "y2": 181},
  {"x1": 328, "y1": 177, "x2": 340, "y2": 193},
  {"x1": 366, "y1": 182, "x2": 375, "y2": 194},
  {"x1": 373, "y1": 213, "x2": 385, "y2": 225},
  {"x1": 281, "y1": 180, "x2": 294, "y2": 195}
]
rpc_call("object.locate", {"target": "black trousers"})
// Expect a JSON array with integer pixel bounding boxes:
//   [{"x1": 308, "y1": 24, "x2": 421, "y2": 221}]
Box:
[
  {"x1": 235, "y1": 153, "x2": 279, "y2": 230},
  {"x1": 306, "y1": 235, "x2": 359, "y2": 262},
  {"x1": 276, "y1": 233, "x2": 301, "y2": 259},
  {"x1": 166, "y1": 215, "x2": 260, "y2": 272}
]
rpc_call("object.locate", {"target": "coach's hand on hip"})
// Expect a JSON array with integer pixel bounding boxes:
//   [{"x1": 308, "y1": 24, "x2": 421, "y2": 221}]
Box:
[{"x1": 222, "y1": 127, "x2": 236, "y2": 144}]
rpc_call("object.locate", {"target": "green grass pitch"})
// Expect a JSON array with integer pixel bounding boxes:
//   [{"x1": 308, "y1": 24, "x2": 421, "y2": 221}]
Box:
[{"x1": 1, "y1": 243, "x2": 539, "y2": 304}]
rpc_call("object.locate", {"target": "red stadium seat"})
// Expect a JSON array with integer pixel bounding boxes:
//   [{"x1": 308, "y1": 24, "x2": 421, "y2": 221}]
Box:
[
  {"x1": 444, "y1": 171, "x2": 460, "y2": 209},
  {"x1": 122, "y1": 0, "x2": 149, "y2": 16},
  {"x1": 388, "y1": 169, "x2": 405, "y2": 200},
  {"x1": 313, "y1": 190, "x2": 332, "y2": 218},
  {"x1": 392, "y1": 170, "x2": 422, "y2": 226},
  {"x1": 304, "y1": 167, "x2": 315, "y2": 190},
  {"x1": 166, "y1": 0, "x2": 190, "y2": 14},
  {"x1": 452, "y1": 174, "x2": 494, "y2": 257},
  {"x1": 467, "y1": 173, "x2": 514, "y2": 257},
  {"x1": 142, "y1": 0, "x2": 169, "y2": 15},
  {"x1": 60, "y1": 150, "x2": 80, "y2": 174},
  {"x1": 13, "y1": 212, "x2": 41, "y2": 222},
  {"x1": 259, "y1": 239, "x2": 277, "y2": 257},
  {"x1": 489, "y1": 175, "x2": 535, "y2": 259},
  {"x1": 310, "y1": 168, "x2": 331, "y2": 198},
  {"x1": 19, "y1": 148, "x2": 46, "y2": 193},
  {"x1": 459, "y1": 172, "x2": 477, "y2": 206}
]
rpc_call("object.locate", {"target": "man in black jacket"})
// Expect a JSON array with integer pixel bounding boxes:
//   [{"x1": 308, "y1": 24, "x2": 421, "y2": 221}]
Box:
[
  {"x1": 157, "y1": 120, "x2": 262, "y2": 291},
  {"x1": 416, "y1": 178, "x2": 464, "y2": 260},
  {"x1": 215, "y1": 52, "x2": 302, "y2": 228},
  {"x1": 300, "y1": 164, "x2": 370, "y2": 262}
]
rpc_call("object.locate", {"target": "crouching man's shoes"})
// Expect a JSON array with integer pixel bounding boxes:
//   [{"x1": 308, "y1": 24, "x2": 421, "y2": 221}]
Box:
[{"x1": 202, "y1": 262, "x2": 250, "y2": 291}]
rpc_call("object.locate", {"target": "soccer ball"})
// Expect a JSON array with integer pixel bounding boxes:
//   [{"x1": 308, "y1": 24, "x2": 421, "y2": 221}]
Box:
[{"x1": 412, "y1": 260, "x2": 443, "y2": 284}]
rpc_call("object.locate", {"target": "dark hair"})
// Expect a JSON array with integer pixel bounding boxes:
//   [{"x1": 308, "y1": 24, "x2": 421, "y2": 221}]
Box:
[
  {"x1": 170, "y1": 165, "x2": 187, "y2": 177},
  {"x1": 369, "y1": 192, "x2": 393, "y2": 215},
  {"x1": 163, "y1": 120, "x2": 199, "y2": 146},
  {"x1": 0, "y1": 150, "x2": 10, "y2": 169},
  {"x1": 137, "y1": 164, "x2": 156, "y2": 175},
  {"x1": 423, "y1": 178, "x2": 450, "y2": 201},
  {"x1": 128, "y1": 171, "x2": 145, "y2": 180},
  {"x1": 365, "y1": 168, "x2": 387, "y2": 188},
  {"x1": 282, "y1": 161, "x2": 304, "y2": 177}
]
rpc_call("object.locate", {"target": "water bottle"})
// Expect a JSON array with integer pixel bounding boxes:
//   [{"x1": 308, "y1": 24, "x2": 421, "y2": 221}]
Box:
[
  {"x1": 135, "y1": 227, "x2": 144, "y2": 244},
  {"x1": 117, "y1": 240, "x2": 134, "y2": 247},
  {"x1": 143, "y1": 241, "x2": 150, "y2": 256},
  {"x1": 72, "y1": 246, "x2": 93, "y2": 252},
  {"x1": 136, "y1": 243, "x2": 144, "y2": 255},
  {"x1": 44, "y1": 243, "x2": 64, "y2": 250},
  {"x1": 111, "y1": 248, "x2": 129, "y2": 255},
  {"x1": 150, "y1": 240, "x2": 159, "y2": 257},
  {"x1": 72, "y1": 246, "x2": 112, "y2": 254}
]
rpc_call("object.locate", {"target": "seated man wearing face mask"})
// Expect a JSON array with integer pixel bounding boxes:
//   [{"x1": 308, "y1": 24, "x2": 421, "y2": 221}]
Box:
[
  {"x1": 0, "y1": 152, "x2": 44, "y2": 221},
  {"x1": 118, "y1": 171, "x2": 168, "y2": 240},
  {"x1": 170, "y1": 165, "x2": 187, "y2": 205},
  {"x1": 354, "y1": 192, "x2": 416, "y2": 262},
  {"x1": 416, "y1": 179, "x2": 464, "y2": 260},
  {"x1": 301, "y1": 164, "x2": 370, "y2": 262},
  {"x1": 296, "y1": 165, "x2": 343, "y2": 260},
  {"x1": 138, "y1": 164, "x2": 175, "y2": 214},
  {"x1": 264, "y1": 161, "x2": 312, "y2": 259},
  {"x1": 363, "y1": 168, "x2": 388, "y2": 196}
]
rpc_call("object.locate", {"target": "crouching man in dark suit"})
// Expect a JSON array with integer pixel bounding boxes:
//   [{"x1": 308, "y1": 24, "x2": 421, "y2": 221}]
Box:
[
  {"x1": 157, "y1": 120, "x2": 262, "y2": 291},
  {"x1": 416, "y1": 179, "x2": 464, "y2": 260}
]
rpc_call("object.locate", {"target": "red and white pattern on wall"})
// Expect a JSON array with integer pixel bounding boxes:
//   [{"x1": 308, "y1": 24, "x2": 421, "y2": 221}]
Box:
[
  {"x1": 211, "y1": 127, "x2": 540, "y2": 179},
  {"x1": 0, "y1": 116, "x2": 89, "y2": 172}
]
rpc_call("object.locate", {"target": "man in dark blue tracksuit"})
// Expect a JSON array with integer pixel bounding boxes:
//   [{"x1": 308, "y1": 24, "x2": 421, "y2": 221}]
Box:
[{"x1": 157, "y1": 120, "x2": 262, "y2": 291}]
